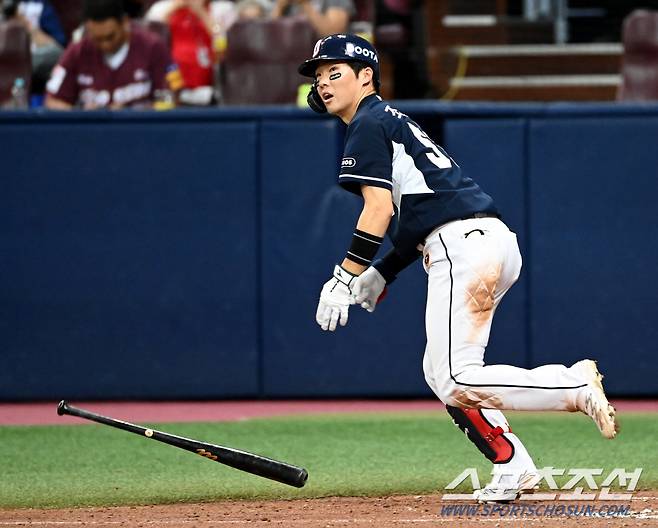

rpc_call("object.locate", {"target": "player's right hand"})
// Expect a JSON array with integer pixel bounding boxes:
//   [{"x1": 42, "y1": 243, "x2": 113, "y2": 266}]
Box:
[
  {"x1": 316, "y1": 265, "x2": 356, "y2": 331},
  {"x1": 352, "y1": 266, "x2": 387, "y2": 313}
]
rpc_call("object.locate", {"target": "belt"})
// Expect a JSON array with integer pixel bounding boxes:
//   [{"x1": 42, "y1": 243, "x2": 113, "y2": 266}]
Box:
[{"x1": 417, "y1": 212, "x2": 500, "y2": 251}]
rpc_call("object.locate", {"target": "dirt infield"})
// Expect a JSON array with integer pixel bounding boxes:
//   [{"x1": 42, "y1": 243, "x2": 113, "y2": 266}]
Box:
[{"x1": 1, "y1": 493, "x2": 657, "y2": 527}]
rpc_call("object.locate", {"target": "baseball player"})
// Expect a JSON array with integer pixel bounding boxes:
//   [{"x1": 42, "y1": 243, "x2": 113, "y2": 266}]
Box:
[{"x1": 298, "y1": 34, "x2": 619, "y2": 503}]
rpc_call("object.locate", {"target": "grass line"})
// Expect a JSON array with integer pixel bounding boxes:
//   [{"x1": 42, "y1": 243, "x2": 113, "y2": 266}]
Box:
[{"x1": 0, "y1": 411, "x2": 656, "y2": 509}]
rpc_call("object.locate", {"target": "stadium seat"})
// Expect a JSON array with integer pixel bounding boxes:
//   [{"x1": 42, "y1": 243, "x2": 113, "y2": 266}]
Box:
[
  {"x1": 354, "y1": 0, "x2": 374, "y2": 24},
  {"x1": 618, "y1": 10, "x2": 658, "y2": 101},
  {"x1": 0, "y1": 21, "x2": 31, "y2": 107},
  {"x1": 221, "y1": 17, "x2": 316, "y2": 105}
]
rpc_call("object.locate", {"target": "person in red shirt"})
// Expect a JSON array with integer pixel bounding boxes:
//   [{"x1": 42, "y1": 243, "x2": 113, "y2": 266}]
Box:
[
  {"x1": 145, "y1": 0, "x2": 216, "y2": 103},
  {"x1": 45, "y1": 0, "x2": 183, "y2": 110},
  {"x1": 168, "y1": 0, "x2": 215, "y2": 89}
]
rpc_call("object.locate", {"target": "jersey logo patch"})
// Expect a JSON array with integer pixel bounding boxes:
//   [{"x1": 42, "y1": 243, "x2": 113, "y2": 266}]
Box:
[
  {"x1": 134, "y1": 68, "x2": 148, "y2": 81},
  {"x1": 46, "y1": 65, "x2": 66, "y2": 93},
  {"x1": 341, "y1": 157, "x2": 356, "y2": 168},
  {"x1": 77, "y1": 74, "x2": 93, "y2": 86}
]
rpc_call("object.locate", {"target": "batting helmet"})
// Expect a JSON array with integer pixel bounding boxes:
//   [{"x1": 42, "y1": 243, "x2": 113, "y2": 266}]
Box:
[{"x1": 298, "y1": 33, "x2": 380, "y2": 83}]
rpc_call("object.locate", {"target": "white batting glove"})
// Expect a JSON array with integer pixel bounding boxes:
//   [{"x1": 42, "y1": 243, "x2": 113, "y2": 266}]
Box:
[
  {"x1": 352, "y1": 266, "x2": 387, "y2": 313},
  {"x1": 316, "y1": 265, "x2": 357, "y2": 331}
]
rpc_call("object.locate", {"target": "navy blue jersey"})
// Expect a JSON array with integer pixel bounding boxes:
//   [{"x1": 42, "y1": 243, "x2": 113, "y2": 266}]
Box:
[{"x1": 339, "y1": 95, "x2": 499, "y2": 255}]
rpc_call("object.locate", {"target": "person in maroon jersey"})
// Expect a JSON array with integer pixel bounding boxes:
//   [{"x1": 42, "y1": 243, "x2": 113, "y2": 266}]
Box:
[{"x1": 45, "y1": 0, "x2": 183, "y2": 109}]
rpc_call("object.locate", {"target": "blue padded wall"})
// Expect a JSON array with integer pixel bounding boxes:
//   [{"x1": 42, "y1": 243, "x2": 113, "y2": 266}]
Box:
[
  {"x1": 443, "y1": 119, "x2": 528, "y2": 369},
  {"x1": 0, "y1": 117, "x2": 260, "y2": 399},
  {"x1": 1, "y1": 104, "x2": 657, "y2": 400},
  {"x1": 259, "y1": 119, "x2": 431, "y2": 397},
  {"x1": 527, "y1": 116, "x2": 658, "y2": 394}
]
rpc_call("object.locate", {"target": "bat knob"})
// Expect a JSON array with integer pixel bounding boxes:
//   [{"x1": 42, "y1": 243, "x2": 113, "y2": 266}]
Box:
[{"x1": 57, "y1": 400, "x2": 68, "y2": 416}]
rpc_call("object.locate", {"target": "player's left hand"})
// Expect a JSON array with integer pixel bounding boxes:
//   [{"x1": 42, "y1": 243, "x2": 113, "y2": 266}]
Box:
[
  {"x1": 352, "y1": 266, "x2": 387, "y2": 313},
  {"x1": 316, "y1": 265, "x2": 357, "y2": 331}
]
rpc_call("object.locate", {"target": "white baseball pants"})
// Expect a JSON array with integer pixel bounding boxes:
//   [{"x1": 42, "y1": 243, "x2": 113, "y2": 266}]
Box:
[{"x1": 421, "y1": 217, "x2": 589, "y2": 411}]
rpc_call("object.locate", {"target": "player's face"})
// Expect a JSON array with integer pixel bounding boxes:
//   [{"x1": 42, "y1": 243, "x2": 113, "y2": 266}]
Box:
[
  {"x1": 315, "y1": 61, "x2": 370, "y2": 122},
  {"x1": 86, "y1": 17, "x2": 130, "y2": 55}
]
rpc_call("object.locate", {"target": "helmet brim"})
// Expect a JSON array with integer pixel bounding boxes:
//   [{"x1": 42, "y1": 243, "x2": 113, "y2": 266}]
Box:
[{"x1": 298, "y1": 56, "x2": 346, "y2": 77}]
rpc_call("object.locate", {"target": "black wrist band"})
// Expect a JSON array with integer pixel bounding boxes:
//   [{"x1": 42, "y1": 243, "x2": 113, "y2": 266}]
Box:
[
  {"x1": 345, "y1": 229, "x2": 383, "y2": 266},
  {"x1": 373, "y1": 247, "x2": 421, "y2": 284}
]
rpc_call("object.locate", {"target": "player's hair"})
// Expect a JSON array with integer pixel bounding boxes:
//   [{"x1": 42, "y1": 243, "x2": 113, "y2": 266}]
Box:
[
  {"x1": 347, "y1": 61, "x2": 380, "y2": 94},
  {"x1": 83, "y1": 0, "x2": 126, "y2": 22}
]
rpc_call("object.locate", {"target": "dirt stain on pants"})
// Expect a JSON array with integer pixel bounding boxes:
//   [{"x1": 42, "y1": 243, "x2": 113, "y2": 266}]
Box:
[
  {"x1": 451, "y1": 388, "x2": 504, "y2": 409},
  {"x1": 465, "y1": 263, "x2": 501, "y2": 343}
]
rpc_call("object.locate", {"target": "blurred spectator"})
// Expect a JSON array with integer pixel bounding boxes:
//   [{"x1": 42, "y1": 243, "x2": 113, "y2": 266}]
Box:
[
  {"x1": 123, "y1": 0, "x2": 145, "y2": 17},
  {"x1": 145, "y1": 0, "x2": 217, "y2": 104},
  {"x1": 374, "y1": 0, "x2": 433, "y2": 99},
  {"x1": 71, "y1": 0, "x2": 153, "y2": 42},
  {"x1": 2, "y1": 0, "x2": 67, "y2": 93},
  {"x1": 271, "y1": 0, "x2": 353, "y2": 37},
  {"x1": 208, "y1": 0, "x2": 237, "y2": 45},
  {"x1": 146, "y1": 1, "x2": 245, "y2": 61},
  {"x1": 45, "y1": 0, "x2": 183, "y2": 109},
  {"x1": 235, "y1": 0, "x2": 269, "y2": 20},
  {"x1": 618, "y1": 9, "x2": 658, "y2": 101}
]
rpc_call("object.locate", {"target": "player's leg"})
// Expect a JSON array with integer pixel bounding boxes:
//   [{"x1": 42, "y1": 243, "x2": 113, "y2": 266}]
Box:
[
  {"x1": 422, "y1": 217, "x2": 616, "y2": 437},
  {"x1": 425, "y1": 352, "x2": 539, "y2": 501},
  {"x1": 445, "y1": 405, "x2": 540, "y2": 502}
]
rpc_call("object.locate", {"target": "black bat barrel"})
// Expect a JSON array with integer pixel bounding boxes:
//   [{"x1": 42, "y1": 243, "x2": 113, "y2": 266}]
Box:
[{"x1": 57, "y1": 400, "x2": 308, "y2": 488}]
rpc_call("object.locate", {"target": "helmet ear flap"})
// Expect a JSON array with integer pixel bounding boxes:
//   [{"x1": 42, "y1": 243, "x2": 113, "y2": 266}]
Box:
[{"x1": 307, "y1": 80, "x2": 327, "y2": 114}]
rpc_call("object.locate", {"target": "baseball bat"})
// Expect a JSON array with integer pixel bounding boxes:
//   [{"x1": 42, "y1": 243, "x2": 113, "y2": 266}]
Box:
[{"x1": 57, "y1": 400, "x2": 308, "y2": 488}]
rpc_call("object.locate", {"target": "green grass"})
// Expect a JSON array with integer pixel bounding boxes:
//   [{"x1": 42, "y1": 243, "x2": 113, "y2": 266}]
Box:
[{"x1": 0, "y1": 411, "x2": 656, "y2": 509}]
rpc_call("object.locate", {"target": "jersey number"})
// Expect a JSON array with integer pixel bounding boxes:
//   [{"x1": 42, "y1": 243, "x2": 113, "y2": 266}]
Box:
[{"x1": 408, "y1": 122, "x2": 453, "y2": 169}]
